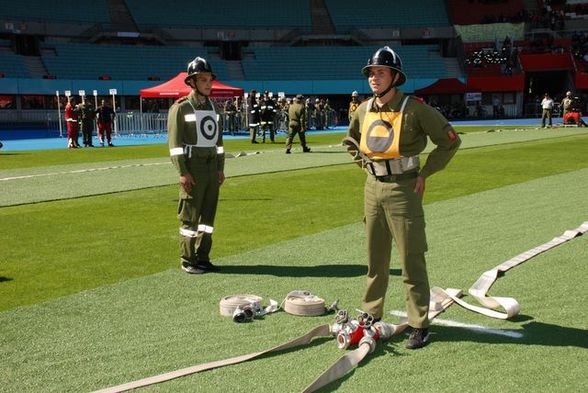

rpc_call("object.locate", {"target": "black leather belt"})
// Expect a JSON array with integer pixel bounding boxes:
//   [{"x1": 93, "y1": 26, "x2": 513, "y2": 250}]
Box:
[{"x1": 374, "y1": 171, "x2": 418, "y2": 182}]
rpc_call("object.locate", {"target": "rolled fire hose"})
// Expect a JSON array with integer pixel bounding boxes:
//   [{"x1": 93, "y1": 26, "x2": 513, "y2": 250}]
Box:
[
  {"x1": 440, "y1": 221, "x2": 588, "y2": 319},
  {"x1": 282, "y1": 290, "x2": 337, "y2": 316},
  {"x1": 219, "y1": 294, "x2": 263, "y2": 317}
]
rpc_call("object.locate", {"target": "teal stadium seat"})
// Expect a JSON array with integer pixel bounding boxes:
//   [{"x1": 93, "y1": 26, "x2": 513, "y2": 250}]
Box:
[
  {"x1": 242, "y1": 46, "x2": 450, "y2": 80},
  {"x1": 324, "y1": 0, "x2": 450, "y2": 33},
  {"x1": 0, "y1": 0, "x2": 110, "y2": 24},
  {"x1": 42, "y1": 43, "x2": 228, "y2": 80},
  {"x1": 125, "y1": 0, "x2": 311, "y2": 30}
]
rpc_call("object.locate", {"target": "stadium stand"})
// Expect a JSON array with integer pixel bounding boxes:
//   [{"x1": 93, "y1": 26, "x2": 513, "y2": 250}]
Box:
[
  {"x1": 41, "y1": 42, "x2": 228, "y2": 80},
  {"x1": 324, "y1": 0, "x2": 450, "y2": 32},
  {"x1": 241, "y1": 45, "x2": 452, "y2": 80},
  {"x1": 447, "y1": 0, "x2": 525, "y2": 25},
  {"x1": 125, "y1": 0, "x2": 312, "y2": 29},
  {"x1": 0, "y1": 0, "x2": 586, "y2": 128},
  {"x1": 0, "y1": 0, "x2": 110, "y2": 24}
]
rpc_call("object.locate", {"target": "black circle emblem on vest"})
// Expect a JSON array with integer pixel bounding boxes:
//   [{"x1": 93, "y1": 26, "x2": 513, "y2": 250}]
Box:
[
  {"x1": 366, "y1": 119, "x2": 394, "y2": 152},
  {"x1": 200, "y1": 115, "x2": 217, "y2": 140}
]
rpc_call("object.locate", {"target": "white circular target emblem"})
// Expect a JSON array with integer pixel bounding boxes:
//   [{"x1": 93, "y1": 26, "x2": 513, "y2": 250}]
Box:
[{"x1": 200, "y1": 115, "x2": 217, "y2": 140}]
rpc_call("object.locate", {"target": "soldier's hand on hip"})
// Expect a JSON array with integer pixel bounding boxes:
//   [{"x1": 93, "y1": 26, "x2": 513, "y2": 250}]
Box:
[
  {"x1": 414, "y1": 175, "x2": 426, "y2": 199},
  {"x1": 180, "y1": 174, "x2": 196, "y2": 194}
]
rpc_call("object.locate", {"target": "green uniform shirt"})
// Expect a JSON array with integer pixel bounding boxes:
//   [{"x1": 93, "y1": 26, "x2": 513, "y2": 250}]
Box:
[
  {"x1": 347, "y1": 91, "x2": 461, "y2": 179},
  {"x1": 288, "y1": 102, "x2": 307, "y2": 130},
  {"x1": 167, "y1": 91, "x2": 225, "y2": 176}
]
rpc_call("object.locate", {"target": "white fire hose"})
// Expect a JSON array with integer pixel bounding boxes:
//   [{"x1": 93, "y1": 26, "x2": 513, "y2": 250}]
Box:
[{"x1": 92, "y1": 222, "x2": 586, "y2": 393}]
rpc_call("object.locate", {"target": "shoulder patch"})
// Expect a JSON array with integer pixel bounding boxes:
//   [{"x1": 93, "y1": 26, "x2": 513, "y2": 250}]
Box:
[
  {"x1": 175, "y1": 96, "x2": 188, "y2": 104},
  {"x1": 412, "y1": 96, "x2": 425, "y2": 104}
]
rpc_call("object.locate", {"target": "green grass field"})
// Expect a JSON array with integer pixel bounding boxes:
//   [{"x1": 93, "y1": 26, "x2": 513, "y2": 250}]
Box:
[{"x1": 1, "y1": 127, "x2": 587, "y2": 392}]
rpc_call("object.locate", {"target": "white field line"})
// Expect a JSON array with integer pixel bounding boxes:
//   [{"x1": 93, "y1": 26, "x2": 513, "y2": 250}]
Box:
[
  {"x1": 0, "y1": 144, "x2": 345, "y2": 182},
  {"x1": 0, "y1": 161, "x2": 170, "y2": 182},
  {"x1": 389, "y1": 310, "x2": 523, "y2": 338}
]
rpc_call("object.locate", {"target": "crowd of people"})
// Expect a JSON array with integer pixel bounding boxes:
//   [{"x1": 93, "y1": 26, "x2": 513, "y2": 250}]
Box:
[
  {"x1": 244, "y1": 90, "x2": 336, "y2": 143},
  {"x1": 64, "y1": 97, "x2": 116, "y2": 148}
]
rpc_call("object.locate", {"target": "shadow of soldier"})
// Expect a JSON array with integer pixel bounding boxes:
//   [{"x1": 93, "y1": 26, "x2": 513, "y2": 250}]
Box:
[
  {"x1": 430, "y1": 318, "x2": 587, "y2": 349},
  {"x1": 218, "y1": 263, "x2": 402, "y2": 278}
]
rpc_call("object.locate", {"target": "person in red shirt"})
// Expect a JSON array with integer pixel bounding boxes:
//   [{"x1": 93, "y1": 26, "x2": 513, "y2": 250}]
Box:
[{"x1": 64, "y1": 97, "x2": 80, "y2": 148}]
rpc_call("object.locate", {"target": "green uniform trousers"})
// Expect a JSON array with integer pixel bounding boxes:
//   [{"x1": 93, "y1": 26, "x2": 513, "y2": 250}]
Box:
[
  {"x1": 285, "y1": 124, "x2": 307, "y2": 150},
  {"x1": 362, "y1": 174, "x2": 430, "y2": 328},
  {"x1": 178, "y1": 157, "x2": 219, "y2": 265}
]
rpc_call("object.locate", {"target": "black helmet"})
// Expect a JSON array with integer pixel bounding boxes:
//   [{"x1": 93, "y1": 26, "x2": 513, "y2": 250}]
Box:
[
  {"x1": 361, "y1": 46, "x2": 406, "y2": 86},
  {"x1": 184, "y1": 57, "x2": 216, "y2": 85}
]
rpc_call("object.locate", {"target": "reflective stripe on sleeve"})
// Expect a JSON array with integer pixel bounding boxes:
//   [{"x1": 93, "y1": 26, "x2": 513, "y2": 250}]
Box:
[
  {"x1": 216, "y1": 146, "x2": 224, "y2": 154},
  {"x1": 197, "y1": 224, "x2": 214, "y2": 234},
  {"x1": 170, "y1": 147, "x2": 184, "y2": 156},
  {"x1": 179, "y1": 228, "x2": 198, "y2": 238}
]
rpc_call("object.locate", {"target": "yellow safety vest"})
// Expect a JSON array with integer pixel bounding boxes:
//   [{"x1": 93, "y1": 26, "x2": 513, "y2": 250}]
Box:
[{"x1": 360, "y1": 96, "x2": 409, "y2": 160}]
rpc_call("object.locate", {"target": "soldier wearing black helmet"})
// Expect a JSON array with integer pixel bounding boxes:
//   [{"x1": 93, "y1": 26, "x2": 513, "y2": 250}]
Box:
[
  {"x1": 168, "y1": 56, "x2": 225, "y2": 274},
  {"x1": 260, "y1": 91, "x2": 277, "y2": 143},
  {"x1": 285, "y1": 94, "x2": 311, "y2": 154},
  {"x1": 248, "y1": 90, "x2": 260, "y2": 144},
  {"x1": 344, "y1": 46, "x2": 461, "y2": 349}
]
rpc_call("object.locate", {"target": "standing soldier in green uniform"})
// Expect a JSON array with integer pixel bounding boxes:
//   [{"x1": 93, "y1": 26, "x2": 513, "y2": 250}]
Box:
[
  {"x1": 77, "y1": 97, "x2": 96, "y2": 147},
  {"x1": 168, "y1": 56, "x2": 225, "y2": 274},
  {"x1": 285, "y1": 94, "x2": 311, "y2": 154},
  {"x1": 344, "y1": 46, "x2": 461, "y2": 349},
  {"x1": 348, "y1": 90, "x2": 360, "y2": 123}
]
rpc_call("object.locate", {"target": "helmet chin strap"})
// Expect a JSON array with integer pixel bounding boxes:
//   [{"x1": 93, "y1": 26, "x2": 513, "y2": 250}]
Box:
[
  {"x1": 374, "y1": 72, "x2": 400, "y2": 98},
  {"x1": 188, "y1": 77, "x2": 210, "y2": 99},
  {"x1": 195, "y1": 87, "x2": 209, "y2": 98}
]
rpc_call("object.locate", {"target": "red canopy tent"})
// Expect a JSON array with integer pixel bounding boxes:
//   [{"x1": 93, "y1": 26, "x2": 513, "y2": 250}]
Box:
[
  {"x1": 415, "y1": 78, "x2": 466, "y2": 95},
  {"x1": 139, "y1": 72, "x2": 244, "y2": 99}
]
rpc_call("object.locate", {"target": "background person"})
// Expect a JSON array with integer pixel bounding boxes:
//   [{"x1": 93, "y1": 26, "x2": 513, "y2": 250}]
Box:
[
  {"x1": 285, "y1": 94, "x2": 311, "y2": 154},
  {"x1": 167, "y1": 56, "x2": 225, "y2": 274},
  {"x1": 348, "y1": 90, "x2": 360, "y2": 123},
  {"x1": 541, "y1": 93, "x2": 554, "y2": 128},
  {"x1": 344, "y1": 46, "x2": 461, "y2": 350},
  {"x1": 77, "y1": 97, "x2": 96, "y2": 147},
  {"x1": 64, "y1": 97, "x2": 80, "y2": 148},
  {"x1": 96, "y1": 99, "x2": 115, "y2": 147},
  {"x1": 248, "y1": 90, "x2": 260, "y2": 144},
  {"x1": 560, "y1": 91, "x2": 573, "y2": 119}
]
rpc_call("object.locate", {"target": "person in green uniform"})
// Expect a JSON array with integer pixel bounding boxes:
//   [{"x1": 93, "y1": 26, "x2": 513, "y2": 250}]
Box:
[
  {"x1": 168, "y1": 56, "x2": 225, "y2": 274},
  {"x1": 77, "y1": 98, "x2": 95, "y2": 147},
  {"x1": 285, "y1": 94, "x2": 311, "y2": 154},
  {"x1": 348, "y1": 91, "x2": 360, "y2": 123},
  {"x1": 344, "y1": 46, "x2": 461, "y2": 349}
]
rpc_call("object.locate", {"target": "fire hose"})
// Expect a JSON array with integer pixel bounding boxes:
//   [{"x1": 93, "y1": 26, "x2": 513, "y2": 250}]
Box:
[
  {"x1": 439, "y1": 221, "x2": 588, "y2": 319},
  {"x1": 92, "y1": 287, "x2": 459, "y2": 393},
  {"x1": 93, "y1": 222, "x2": 586, "y2": 393}
]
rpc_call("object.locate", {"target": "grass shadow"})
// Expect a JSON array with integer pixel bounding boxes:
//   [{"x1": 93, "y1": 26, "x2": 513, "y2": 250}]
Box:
[
  {"x1": 218, "y1": 264, "x2": 401, "y2": 278},
  {"x1": 0, "y1": 276, "x2": 13, "y2": 283},
  {"x1": 432, "y1": 319, "x2": 588, "y2": 349}
]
